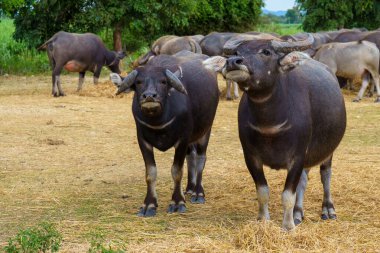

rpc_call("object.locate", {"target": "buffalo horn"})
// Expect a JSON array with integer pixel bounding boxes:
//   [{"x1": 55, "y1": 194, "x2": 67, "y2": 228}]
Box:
[
  {"x1": 165, "y1": 69, "x2": 188, "y2": 95},
  {"x1": 271, "y1": 33, "x2": 314, "y2": 53},
  {"x1": 116, "y1": 70, "x2": 138, "y2": 95}
]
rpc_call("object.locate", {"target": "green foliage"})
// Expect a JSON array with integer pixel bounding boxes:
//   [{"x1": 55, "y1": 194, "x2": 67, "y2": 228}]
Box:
[
  {"x1": 88, "y1": 230, "x2": 124, "y2": 253},
  {"x1": 0, "y1": 18, "x2": 50, "y2": 75},
  {"x1": 186, "y1": 0, "x2": 264, "y2": 34},
  {"x1": 297, "y1": 0, "x2": 380, "y2": 31},
  {"x1": 285, "y1": 8, "x2": 302, "y2": 24},
  {"x1": 0, "y1": 0, "x2": 25, "y2": 15},
  {"x1": 3, "y1": 222, "x2": 62, "y2": 253}
]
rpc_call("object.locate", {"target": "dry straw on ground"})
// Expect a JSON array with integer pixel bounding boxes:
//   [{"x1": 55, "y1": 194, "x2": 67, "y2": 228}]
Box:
[{"x1": 0, "y1": 73, "x2": 379, "y2": 252}]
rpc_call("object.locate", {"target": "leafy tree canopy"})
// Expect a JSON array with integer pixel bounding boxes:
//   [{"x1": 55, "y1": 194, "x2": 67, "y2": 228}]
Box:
[
  {"x1": 9, "y1": 0, "x2": 264, "y2": 50},
  {"x1": 296, "y1": 0, "x2": 380, "y2": 32}
]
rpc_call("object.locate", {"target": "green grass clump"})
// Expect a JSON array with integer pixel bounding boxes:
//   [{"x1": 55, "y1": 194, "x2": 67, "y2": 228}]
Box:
[
  {"x1": 257, "y1": 23, "x2": 303, "y2": 35},
  {"x1": 3, "y1": 222, "x2": 63, "y2": 253},
  {"x1": 88, "y1": 230, "x2": 125, "y2": 253}
]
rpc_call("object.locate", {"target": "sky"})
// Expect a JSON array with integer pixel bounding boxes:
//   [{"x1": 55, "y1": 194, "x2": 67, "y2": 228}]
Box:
[{"x1": 264, "y1": 0, "x2": 296, "y2": 11}]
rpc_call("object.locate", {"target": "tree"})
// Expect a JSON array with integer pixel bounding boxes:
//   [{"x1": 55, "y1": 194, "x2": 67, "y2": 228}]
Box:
[
  {"x1": 186, "y1": 0, "x2": 264, "y2": 35},
  {"x1": 296, "y1": 0, "x2": 380, "y2": 31},
  {"x1": 285, "y1": 8, "x2": 301, "y2": 24}
]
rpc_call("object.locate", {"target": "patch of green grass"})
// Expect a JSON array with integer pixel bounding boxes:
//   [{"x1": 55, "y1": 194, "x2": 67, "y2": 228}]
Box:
[
  {"x1": 257, "y1": 23, "x2": 303, "y2": 35},
  {"x1": 0, "y1": 18, "x2": 50, "y2": 75},
  {"x1": 3, "y1": 222, "x2": 62, "y2": 253},
  {"x1": 88, "y1": 229, "x2": 125, "y2": 253}
]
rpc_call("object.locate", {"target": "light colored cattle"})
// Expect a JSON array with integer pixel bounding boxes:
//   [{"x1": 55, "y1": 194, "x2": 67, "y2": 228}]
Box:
[{"x1": 314, "y1": 41, "x2": 380, "y2": 102}]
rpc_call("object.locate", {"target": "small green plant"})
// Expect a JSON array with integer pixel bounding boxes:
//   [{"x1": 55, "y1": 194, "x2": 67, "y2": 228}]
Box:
[
  {"x1": 88, "y1": 230, "x2": 124, "y2": 253},
  {"x1": 3, "y1": 222, "x2": 62, "y2": 253}
]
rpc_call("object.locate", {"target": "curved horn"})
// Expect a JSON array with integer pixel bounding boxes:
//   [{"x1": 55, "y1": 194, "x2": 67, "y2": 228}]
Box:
[
  {"x1": 165, "y1": 69, "x2": 188, "y2": 95},
  {"x1": 116, "y1": 70, "x2": 138, "y2": 95},
  {"x1": 271, "y1": 33, "x2": 314, "y2": 53},
  {"x1": 138, "y1": 51, "x2": 154, "y2": 65}
]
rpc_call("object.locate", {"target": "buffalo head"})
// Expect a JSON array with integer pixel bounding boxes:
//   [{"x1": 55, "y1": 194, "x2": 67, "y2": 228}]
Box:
[
  {"x1": 204, "y1": 34, "x2": 314, "y2": 97},
  {"x1": 111, "y1": 67, "x2": 187, "y2": 117},
  {"x1": 108, "y1": 51, "x2": 126, "y2": 74}
]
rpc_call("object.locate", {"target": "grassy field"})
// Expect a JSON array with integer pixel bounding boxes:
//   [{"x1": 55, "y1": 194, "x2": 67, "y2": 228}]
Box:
[{"x1": 0, "y1": 75, "x2": 379, "y2": 252}]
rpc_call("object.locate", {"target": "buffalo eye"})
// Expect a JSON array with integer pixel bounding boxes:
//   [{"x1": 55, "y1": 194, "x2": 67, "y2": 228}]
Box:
[
  {"x1": 135, "y1": 80, "x2": 142, "y2": 85},
  {"x1": 261, "y1": 49, "x2": 271, "y2": 56},
  {"x1": 161, "y1": 80, "x2": 167, "y2": 85}
]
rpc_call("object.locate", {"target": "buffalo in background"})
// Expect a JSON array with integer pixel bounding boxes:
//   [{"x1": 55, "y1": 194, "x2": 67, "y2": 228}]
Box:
[{"x1": 39, "y1": 31, "x2": 125, "y2": 97}]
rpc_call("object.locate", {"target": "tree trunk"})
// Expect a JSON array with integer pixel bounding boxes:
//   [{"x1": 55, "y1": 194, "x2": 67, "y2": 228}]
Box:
[{"x1": 113, "y1": 23, "x2": 122, "y2": 52}]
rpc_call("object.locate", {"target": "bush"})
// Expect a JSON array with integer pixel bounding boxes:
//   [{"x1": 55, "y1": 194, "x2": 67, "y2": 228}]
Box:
[{"x1": 3, "y1": 222, "x2": 63, "y2": 253}]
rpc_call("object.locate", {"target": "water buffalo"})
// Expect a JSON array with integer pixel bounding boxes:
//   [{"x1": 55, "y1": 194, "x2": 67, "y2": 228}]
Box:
[
  {"x1": 39, "y1": 31, "x2": 125, "y2": 97},
  {"x1": 204, "y1": 34, "x2": 346, "y2": 230},
  {"x1": 200, "y1": 32, "x2": 240, "y2": 100},
  {"x1": 111, "y1": 53, "x2": 219, "y2": 217},
  {"x1": 314, "y1": 41, "x2": 380, "y2": 102},
  {"x1": 137, "y1": 35, "x2": 202, "y2": 65}
]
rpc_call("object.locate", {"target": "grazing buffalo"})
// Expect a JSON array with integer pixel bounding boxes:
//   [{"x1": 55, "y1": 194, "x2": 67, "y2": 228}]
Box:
[
  {"x1": 137, "y1": 35, "x2": 202, "y2": 65},
  {"x1": 314, "y1": 41, "x2": 380, "y2": 102},
  {"x1": 204, "y1": 34, "x2": 346, "y2": 230},
  {"x1": 39, "y1": 31, "x2": 125, "y2": 97},
  {"x1": 111, "y1": 53, "x2": 219, "y2": 216}
]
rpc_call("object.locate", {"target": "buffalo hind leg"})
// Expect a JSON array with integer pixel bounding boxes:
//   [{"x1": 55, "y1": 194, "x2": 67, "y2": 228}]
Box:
[
  {"x1": 293, "y1": 169, "x2": 310, "y2": 225},
  {"x1": 137, "y1": 134, "x2": 158, "y2": 217},
  {"x1": 185, "y1": 145, "x2": 196, "y2": 195},
  {"x1": 93, "y1": 64, "x2": 102, "y2": 85},
  {"x1": 52, "y1": 65, "x2": 65, "y2": 97},
  {"x1": 190, "y1": 130, "x2": 211, "y2": 204},
  {"x1": 167, "y1": 142, "x2": 187, "y2": 214},
  {"x1": 353, "y1": 72, "x2": 370, "y2": 102},
  {"x1": 320, "y1": 156, "x2": 336, "y2": 220}
]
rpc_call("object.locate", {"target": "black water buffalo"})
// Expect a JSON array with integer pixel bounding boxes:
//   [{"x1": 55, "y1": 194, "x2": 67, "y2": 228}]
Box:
[
  {"x1": 204, "y1": 34, "x2": 346, "y2": 230},
  {"x1": 39, "y1": 31, "x2": 125, "y2": 97},
  {"x1": 111, "y1": 53, "x2": 219, "y2": 217},
  {"x1": 200, "y1": 32, "x2": 240, "y2": 100}
]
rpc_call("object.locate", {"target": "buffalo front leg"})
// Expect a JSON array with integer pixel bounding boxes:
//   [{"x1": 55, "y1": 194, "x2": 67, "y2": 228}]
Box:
[
  {"x1": 233, "y1": 81, "x2": 239, "y2": 99},
  {"x1": 282, "y1": 159, "x2": 304, "y2": 230},
  {"x1": 320, "y1": 156, "x2": 336, "y2": 220},
  {"x1": 93, "y1": 64, "x2": 102, "y2": 85},
  {"x1": 137, "y1": 137, "x2": 158, "y2": 217},
  {"x1": 167, "y1": 142, "x2": 187, "y2": 214},
  {"x1": 293, "y1": 169, "x2": 310, "y2": 225},
  {"x1": 77, "y1": 72, "x2": 85, "y2": 91},
  {"x1": 226, "y1": 79, "x2": 233, "y2": 100},
  {"x1": 243, "y1": 148, "x2": 270, "y2": 221}
]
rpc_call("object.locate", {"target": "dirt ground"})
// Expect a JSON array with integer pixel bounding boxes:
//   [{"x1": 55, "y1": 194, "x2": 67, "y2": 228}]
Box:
[{"x1": 0, "y1": 74, "x2": 379, "y2": 252}]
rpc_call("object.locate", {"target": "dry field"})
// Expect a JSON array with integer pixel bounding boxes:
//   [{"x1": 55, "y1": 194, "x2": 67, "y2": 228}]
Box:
[{"x1": 0, "y1": 74, "x2": 379, "y2": 252}]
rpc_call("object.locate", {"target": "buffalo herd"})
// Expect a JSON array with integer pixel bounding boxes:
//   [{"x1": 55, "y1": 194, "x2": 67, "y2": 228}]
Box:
[{"x1": 38, "y1": 27, "x2": 380, "y2": 230}]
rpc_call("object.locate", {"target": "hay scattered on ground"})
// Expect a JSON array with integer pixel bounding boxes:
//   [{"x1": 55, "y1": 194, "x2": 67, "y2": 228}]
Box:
[{"x1": 0, "y1": 74, "x2": 379, "y2": 252}]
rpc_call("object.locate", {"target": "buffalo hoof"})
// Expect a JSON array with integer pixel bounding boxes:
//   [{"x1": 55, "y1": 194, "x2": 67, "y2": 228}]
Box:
[
  {"x1": 226, "y1": 97, "x2": 232, "y2": 101},
  {"x1": 294, "y1": 218, "x2": 302, "y2": 226},
  {"x1": 167, "y1": 203, "x2": 186, "y2": 214},
  {"x1": 190, "y1": 195, "x2": 205, "y2": 204},
  {"x1": 137, "y1": 206, "x2": 156, "y2": 217},
  {"x1": 374, "y1": 97, "x2": 380, "y2": 103},
  {"x1": 321, "y1": 213, "x2": 337, "y2": 220},
  {"x1": 352, "y1": 98, "x2": 360, "y2": 102}
]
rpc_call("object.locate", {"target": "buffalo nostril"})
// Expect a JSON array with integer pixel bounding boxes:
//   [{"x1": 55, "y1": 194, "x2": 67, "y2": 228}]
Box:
[
  {"x1": 152, "y1": 93, "x2": 157, "y2": 98},
  {"x1": 235, "y1": 59, "x2": 243, "y2": 65}
]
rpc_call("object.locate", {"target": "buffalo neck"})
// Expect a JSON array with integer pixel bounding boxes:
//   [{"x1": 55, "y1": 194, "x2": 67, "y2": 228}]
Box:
[
  {"x1": 104, "y1": 50, "x2": 117, "y2": 65},
  {"x1": 246, "y1": 78, "x2": 290, "y2": 126}
]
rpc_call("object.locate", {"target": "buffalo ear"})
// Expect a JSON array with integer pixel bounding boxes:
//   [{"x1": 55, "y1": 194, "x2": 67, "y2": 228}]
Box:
[
  {"x1": 278, "y1": 51, "x2": 311, "y2": 72},
  {"x1": 202, "y1": 56, "x2": 226, "y2": 73},
  {"x1": 117, "y1": 51, "x2": 126, "y2": 59},
  {"x1": 138, "y1": 51, "x2": 154, "y2": 65},
  {"x1": 112, "y1": 70, "x2": 138, "y2": 95},
  {"x1": 165, "y1": 69, "x2": 188, "y2": 95}
]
